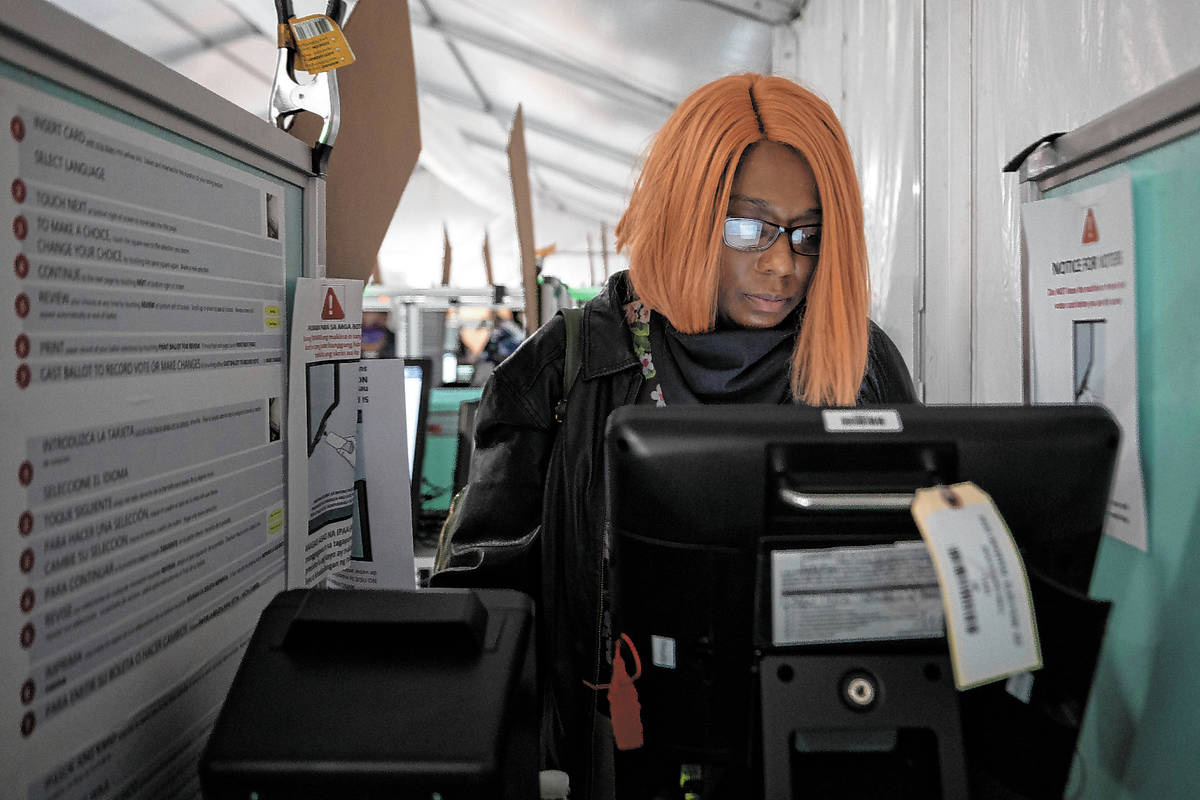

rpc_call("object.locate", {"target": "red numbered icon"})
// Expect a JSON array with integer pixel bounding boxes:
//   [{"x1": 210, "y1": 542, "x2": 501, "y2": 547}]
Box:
[
  {"x1": 18, "y1": 460, "x2": 33, "y2": 486},
  {"x1": 16, "y1": 363, "x2": 31, "y2": 389},
  {"x1": 12, "y1": 216, "x2": 28, "y2": 240},
  {"x1": 15, "y1": 334, "x2": 30, "y2": 359},
  {"x1": 11, "y1": 178, "x2": 26, "y2": 203},
  {"x1": 19, "y1": 548, "x2": 34, "y2": 574},
  {"x1": 20, "y1": 679, "x2": 36, "y2": 705},
  {"x1": 19, "y1": 622, "x2": 34, "y2": 649},
  {"x1": 14, "y1": 254, "x2": 30, "y2": 279},
  {"x1": 15, "y1": 293, "x2": 30, "y2": 318},
  {"x1": 20, "y1": 588, "x2": 34, "y2": 614},
  {"x1": 10, "y1": 116, "x2": 25, "y2": 142},
  {"x1": 20, "y1": 711, "x2": 36, "y2": 738},
  {"x1": 18, "y1": 511, "x2": 34, "y2": 536}
]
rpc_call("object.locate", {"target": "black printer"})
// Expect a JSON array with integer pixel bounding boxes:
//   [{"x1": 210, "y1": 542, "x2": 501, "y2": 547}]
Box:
[{"x1": 200, "y1": 588, "x2": 537, "y2": 799}]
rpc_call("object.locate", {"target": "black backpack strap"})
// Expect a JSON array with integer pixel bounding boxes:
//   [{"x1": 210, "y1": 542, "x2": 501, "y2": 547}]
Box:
[{"x1": 554, "y1": 307, "x2": 583, "y2": 423}]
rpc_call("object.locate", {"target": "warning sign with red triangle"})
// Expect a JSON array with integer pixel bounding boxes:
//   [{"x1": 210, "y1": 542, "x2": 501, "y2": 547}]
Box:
[
  {"x1": 321, "y1": 287, "x2": 345, "y2": 319},
  {"x1": 1081, "y1": 208, "x2": 1099, "y2": 244}
]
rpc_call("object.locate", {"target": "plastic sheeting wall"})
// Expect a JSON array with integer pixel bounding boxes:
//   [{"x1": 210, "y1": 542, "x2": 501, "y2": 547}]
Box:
[
  {"x1": 778, "y1": 0, "x2": 1200, "y2": 404},
  {"x1": 772, "y1": 2, "x2": 922, "y2": 391}
]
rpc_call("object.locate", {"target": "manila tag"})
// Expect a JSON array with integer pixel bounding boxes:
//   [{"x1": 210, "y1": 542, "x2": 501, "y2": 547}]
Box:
[{"x1": 911, "y1": 482, "x2": 1041, "y2": 689}]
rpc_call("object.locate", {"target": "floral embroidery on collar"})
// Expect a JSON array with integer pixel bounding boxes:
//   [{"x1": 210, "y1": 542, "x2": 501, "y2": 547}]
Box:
[{"x1": 623, "y1": 298, "x2": 666, "y2": 407}]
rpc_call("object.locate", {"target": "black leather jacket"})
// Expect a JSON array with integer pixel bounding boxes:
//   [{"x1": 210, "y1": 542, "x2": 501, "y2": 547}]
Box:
[{"x1": 432, "y1": 270, "x2": 916, "y2": 797}]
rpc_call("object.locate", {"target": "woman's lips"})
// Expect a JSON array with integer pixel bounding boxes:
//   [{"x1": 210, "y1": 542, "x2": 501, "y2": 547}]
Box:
[{"x1": 745, "y1": 293, "x2": 789, "y2": 312}]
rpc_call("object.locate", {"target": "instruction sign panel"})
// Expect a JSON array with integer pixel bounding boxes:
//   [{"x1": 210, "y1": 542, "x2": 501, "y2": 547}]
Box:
[
  {"x1": 2, "y1": 74, "x2": 288, "y2": 797},
  {"x1": 1022, "y1": 177, "x2": 1147, "y2": 550}
]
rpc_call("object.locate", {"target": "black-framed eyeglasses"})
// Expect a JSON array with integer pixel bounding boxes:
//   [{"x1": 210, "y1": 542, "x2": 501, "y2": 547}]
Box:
[{"x1": 722, "y1": 216, "x2": 822, "y2": 256}]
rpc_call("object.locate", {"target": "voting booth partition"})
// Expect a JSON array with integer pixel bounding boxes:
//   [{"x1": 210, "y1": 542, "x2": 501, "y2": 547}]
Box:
[
  {"x1": 1, "y1": 3, "x2": 319, "y2": 797},
  {"x1": 1011, "y1": 64, "x2": 1200, "y2": 799}
]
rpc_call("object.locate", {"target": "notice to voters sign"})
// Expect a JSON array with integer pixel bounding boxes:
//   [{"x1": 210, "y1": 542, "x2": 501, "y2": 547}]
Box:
[{"x1": 1022, "y1": 176, "x2": 1147, "y2": 551}]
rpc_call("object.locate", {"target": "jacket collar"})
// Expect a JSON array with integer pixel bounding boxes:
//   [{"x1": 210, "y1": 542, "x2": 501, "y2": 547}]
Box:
[{"x1": 579, "y1": 270, "x2": 640, "y2": 379}]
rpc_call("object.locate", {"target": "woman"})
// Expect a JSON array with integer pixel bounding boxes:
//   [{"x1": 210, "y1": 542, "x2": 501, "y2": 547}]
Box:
[{"x1": 432, "y1": 73, "x2": 915, "y2": 798}]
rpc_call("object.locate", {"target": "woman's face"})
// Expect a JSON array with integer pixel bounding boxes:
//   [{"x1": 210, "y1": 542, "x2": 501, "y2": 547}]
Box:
[{"x1": 716, "y1": 140, "x2": 820, "y2": 328}]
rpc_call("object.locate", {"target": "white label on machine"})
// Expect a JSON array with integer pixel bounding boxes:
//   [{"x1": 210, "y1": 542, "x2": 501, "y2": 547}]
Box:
[
  {"x1": 651, "y1": 635, "x2": 677, "y2": 669},
  {"x1": 821, "y1": 409, "x2": 903, "y2": 433},
  {"x1": 771, "y1": 542, "x2": 944, "y2": 645}
]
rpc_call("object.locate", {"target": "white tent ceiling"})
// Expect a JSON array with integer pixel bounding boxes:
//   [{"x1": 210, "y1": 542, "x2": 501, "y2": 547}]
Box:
[{"x1": 44, "y1": 0, "x2": 807, "y2": 290}]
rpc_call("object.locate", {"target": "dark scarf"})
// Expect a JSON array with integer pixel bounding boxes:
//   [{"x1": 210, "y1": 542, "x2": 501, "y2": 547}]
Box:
[{"x1": 641, "y1": 310, "x2": 799, "y2": 405}]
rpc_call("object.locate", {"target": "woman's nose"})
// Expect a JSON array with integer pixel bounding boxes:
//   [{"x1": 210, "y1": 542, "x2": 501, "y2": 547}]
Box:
[{"x1": 757, "y1": 234, "x2": 797, "y2": 276}]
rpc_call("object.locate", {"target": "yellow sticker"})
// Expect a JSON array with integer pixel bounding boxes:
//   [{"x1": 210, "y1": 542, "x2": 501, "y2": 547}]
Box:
[
  {"x1": 264, "y1": 305, "x2": 280, "y2": 316},
  {"x1": 265, "y1": 317, "x2": 280, "y2": 329},
  {"x1": 268, "y1": 507, "x2": 284, "y2": 535},
  {"x1": 288, "y1": 14, "x2": 356, "y2": 74}
]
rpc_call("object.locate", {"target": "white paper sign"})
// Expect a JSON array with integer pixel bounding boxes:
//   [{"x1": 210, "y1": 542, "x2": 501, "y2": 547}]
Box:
[
  {"x1": 913, "y1": 483, "x2": 1041, "y2": 689},
  {"x1": 1022, "y1": 177, "x2": 1147, "y2": 550},
  {"x1": 286, "y1": 277, "x2": 363, "y2": 586},
  {"x1": 327, "y1": 358, "x2": 416, "y2": 590}
]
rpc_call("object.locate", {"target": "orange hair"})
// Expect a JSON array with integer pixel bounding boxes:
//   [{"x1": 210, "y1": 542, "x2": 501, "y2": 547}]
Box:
[{"x1": 615, "y1": 73, "x2": 869, "y2": 406}]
